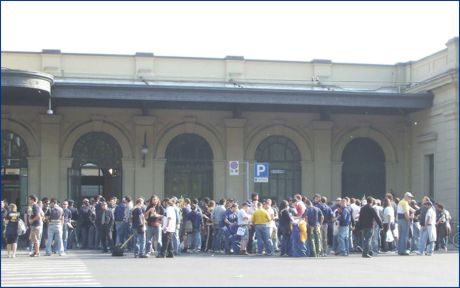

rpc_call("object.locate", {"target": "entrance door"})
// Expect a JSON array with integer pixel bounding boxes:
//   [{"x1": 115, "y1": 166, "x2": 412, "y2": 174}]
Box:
[
  {"x1": 255, "y1": 136, "x2": 301, "y2": 202},
  {"x1": 1, "y1": 131, "x2": 28, "y2": 210},
  {"x1": 70, "y1": 132, "x2": 123, "y2": 203},
  {"x1": 341, "y1": 137, "x2": 386, "y2": 199},
  {"x1": 165, "y1": 134, "x2": 213, "y2": 200}
]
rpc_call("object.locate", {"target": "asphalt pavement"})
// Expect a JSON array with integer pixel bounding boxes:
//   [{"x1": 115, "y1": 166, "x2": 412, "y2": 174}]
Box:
[{"x1": 1, "y1": 249, "x2": 459, "y2": 287}]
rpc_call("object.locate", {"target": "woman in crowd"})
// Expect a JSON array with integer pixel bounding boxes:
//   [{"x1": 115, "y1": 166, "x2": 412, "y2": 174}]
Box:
[
  {"x1": 4, "y1": 203, "x2": 20, "y2": 258},
  {"x1": 381, "y1": 198, "x2": 395, "y2": 252}
]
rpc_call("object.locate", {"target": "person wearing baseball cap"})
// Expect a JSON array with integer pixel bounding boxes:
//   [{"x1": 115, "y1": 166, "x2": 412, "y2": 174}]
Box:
[{"x1": 397, "y1": 192, "x2": 415, "y2": 255}]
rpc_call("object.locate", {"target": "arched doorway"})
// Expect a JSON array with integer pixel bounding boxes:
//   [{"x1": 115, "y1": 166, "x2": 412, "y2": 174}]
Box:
[
  {"x1": 165, "y1": 134, "x2": 213, "y2": 200},
  {"x1": 255, "y1": 136, "x2": 301, "y2": 202},
  {"x1": 1, "y1": 130, "x2": 28, "y2": 210},
  {"x1": 341, "y1": 137, "x2": 385, "y2": 199},
  {"x1": 69, "y1": 132, "x2": 122, "y2": 203}
]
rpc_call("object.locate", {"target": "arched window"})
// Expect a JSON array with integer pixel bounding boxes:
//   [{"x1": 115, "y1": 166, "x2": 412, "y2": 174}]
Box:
[
  {"x1": 165, "y1": 134, "x2": 213, "y2": 200},
  {"x1": 342, "y1": 137, "x2": 385, "y2": 200},
  {"x1": 255, "y1": 136, "x2": 301, "y2": 202},
  {"x1": 69, "y1": 132, "x2": 123, "y2": 202},
  {"x1": 1, "y1": 130, "x2": 28, "y2": 209}
]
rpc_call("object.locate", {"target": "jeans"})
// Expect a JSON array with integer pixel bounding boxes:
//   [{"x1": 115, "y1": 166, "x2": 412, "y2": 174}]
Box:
[
  {"x1": 134, "y1": 231, "x2": 146, "y2": 256},
  {"x1": 255, "y1": 225, "x2": 272, "y2": 255},
  {"x1": 279, "y1": 232, "x2": 291, "y2": 256},
  {"x1": 361, "y1": 228, "x2": 374, "y2": 256},
  {"x1": 338, "y1": 226, "x2": 349, "y2": 256},
  {"x1": 411, "y1": 222, "x2": 420, "y2": 252},
  {"x1": 146, "y1": 226, "x2": 162, "y2": 255},
  {"x1": 320, "y1": 224, "x2": 328, "y2": 256},
  {"x1": 161, "y1": 231, "x2": 174, "y2": 257},
  {"x1": 419, "y1": 226, "x2": 428, "y2": 254},
  {"x1": 80, "y1": 225, "x2": 90, "y2": 248},
  {"x1": 212, "y1": 226, "x2": 224, "y2": 251},
  {"x1": 173, "y1": 229, "x2": 180, "y2": 256},
  {"x1": 191, "y1": 228, "x2": 202, "y2": 251},
  {"x1": 398, "y1": 218, "x2": 410, "y2": 254},
  {"x1": 100, "y1": 225, "x2": 113, "y2": 252},
  {"x1": 371, "y1": 225, "x2": 380, "y2": 254},
  {"x1": 46, "y1": 224, "x2": 63, "y2": 255},
  {"x1": 62, "y1": 224, "x2": 69, "y2": 251},
  {"x1": 426, "y1": 241, "x2": 435, "y2": 255},
  {"x1": 115, "y1": 221, "x2": 128, "y2": 246},
  {"x1": 247, "y1": 225, "x2": 256, "y2": 253}
]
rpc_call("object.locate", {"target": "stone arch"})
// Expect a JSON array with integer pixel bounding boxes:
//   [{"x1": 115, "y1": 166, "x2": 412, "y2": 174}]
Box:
[
  {"x1": 246, "y1": 124, "x2": 313, "y2": 161},
  {"x1": 154, "y1": 122, "x2": 225, "y2": 161},
  {"x1": 61, "y1": 120, "x2": 134, "y2": 159},
  {"x1": 333, "y1": 127, "x2": 397, "y2": 163},
  {"x1": 1, "y1": 119, "x2": 39, "y2": 157}
]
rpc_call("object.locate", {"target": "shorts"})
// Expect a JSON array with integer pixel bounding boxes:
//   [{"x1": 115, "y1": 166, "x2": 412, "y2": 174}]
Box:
[
  {"x1": 6, "y1": 233, "x2": 18, "y2": 244},
  {"x1": 29, "y1": 226, "x2": 42, "y2": 243}
]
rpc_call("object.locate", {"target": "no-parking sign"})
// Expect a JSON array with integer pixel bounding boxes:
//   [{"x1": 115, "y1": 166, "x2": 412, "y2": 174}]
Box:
[{"x1": 229, "y1": 161, "x2": 239, "y2": 176}]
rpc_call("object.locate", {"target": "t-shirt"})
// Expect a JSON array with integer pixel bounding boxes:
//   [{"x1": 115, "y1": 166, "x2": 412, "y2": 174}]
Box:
[
  {"x1": 165, "y1": 206, "x2": 177, "y2": 233},
  {"x1": 397, "y1": 199, "x2": 410, "y2": 215},
  {"x1": 31, "y1": 203, "x2": 43, "y2": 227},
  {"x1": 211, "y1": 205, "x2": 226, "y2": 227},
  {"x1": 63, "y1": 208, "x2": 72, "y2": 223},
  {"x1": 266, "y1": 206, "x2": 276, "y2": 228},
  {"x1": 383, "y1": 206, "x2": 394, "y2": 224},
  {"x1": 303, "y1": 206, "x2": 323, "y2": 226},
  {"x1": 295, "y1": 201, "x2": 306, "y2": 217},
  {"x1": 132, "y1": 207, "x2": 144, "y2": 228},
  {"x1": 252, "y1": 208, "x2": 271, "y2": 225},
  {"x1": 224, "y1": 209, "x2": 238, "y2": 226},
  {"x1": 6, "y1": 212, "x2": 19, "y2": 234},
  {"x1": 237, "y1": 209, "x2": 249, "y2": 225},
  {"x1": 315, "y1": 203, "x2": 333, "y2": 223},
  {"x1": 350, "y1": 204, "x2": 361, "y2": 221},
  {"x1": 48, "y1": 206, "x2": 63, "y2": 222},
  {"x1": 425, "y1": 207, "x2": 436, "y2": 225}
]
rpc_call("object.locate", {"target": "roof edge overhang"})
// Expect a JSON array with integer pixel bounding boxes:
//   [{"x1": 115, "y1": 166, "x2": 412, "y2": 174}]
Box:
[
  {"x1": 50, "y1": 82, "x2": 433, "y2": 110},
  {"x1": 1, "y1": 68, "x2": 54, "y2": 95}
]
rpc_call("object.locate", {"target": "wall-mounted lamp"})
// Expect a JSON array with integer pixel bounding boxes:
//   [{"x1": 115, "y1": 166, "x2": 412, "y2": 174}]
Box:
[
  {"x1": 141, "y1": 132, "x2": 148, "y2": 167},
  {"x1": 46, "y1": 97, "x2": 54, "y2": 115}
]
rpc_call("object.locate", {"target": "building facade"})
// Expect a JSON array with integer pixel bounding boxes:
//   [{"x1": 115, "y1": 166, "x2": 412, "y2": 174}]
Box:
[{"x1": 1, "y1": 38, "x2": 458, "y2": 218}]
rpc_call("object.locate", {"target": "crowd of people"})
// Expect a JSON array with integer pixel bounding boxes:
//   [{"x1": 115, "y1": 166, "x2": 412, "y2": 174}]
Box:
[{"x1": 1, "y1": 191, "x2": 455, "y2": 259}]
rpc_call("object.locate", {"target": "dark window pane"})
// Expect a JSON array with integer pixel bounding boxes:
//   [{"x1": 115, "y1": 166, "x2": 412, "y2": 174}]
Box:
[{"x1": 165, "y1": 134, "x2": 213, "y2": 199}]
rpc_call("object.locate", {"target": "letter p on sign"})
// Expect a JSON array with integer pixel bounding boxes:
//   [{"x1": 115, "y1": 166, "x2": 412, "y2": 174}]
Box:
[{"x1": 254, "y1": 163, "x2": 269, "y2": 183}]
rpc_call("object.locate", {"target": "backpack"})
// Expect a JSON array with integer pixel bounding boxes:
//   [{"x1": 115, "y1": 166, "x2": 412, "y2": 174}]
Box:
[{"x1": 17, "y1": 218, "x2": 27, "y2": 236}]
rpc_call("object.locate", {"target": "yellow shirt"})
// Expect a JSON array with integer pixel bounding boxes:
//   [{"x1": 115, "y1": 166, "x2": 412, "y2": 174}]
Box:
[
  {"x1": 252, "y1": 208, "x2": 271, "y2": 225},
  {"x1": 397, "y1": 199, "x2": 409, "y2": 214}
]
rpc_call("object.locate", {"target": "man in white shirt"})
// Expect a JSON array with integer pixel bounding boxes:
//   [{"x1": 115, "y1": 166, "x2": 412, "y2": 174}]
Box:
[{"x1": 158, "y1": 199, "x2": 176, "y2": 258}]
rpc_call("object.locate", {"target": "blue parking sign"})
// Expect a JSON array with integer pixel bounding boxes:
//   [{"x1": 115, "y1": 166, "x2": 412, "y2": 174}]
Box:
[{"x1": 254, "y1": 162, "x2": 269, "y2": 183}]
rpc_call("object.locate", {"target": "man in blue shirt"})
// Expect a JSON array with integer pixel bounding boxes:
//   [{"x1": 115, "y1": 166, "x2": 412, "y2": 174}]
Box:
[
  {"x1": 337, "y1": 199, "x2": 352, "y2": 256},
  {"x1": 211, "y1": 199, "x2": 226, "y2": 252},
  {"x1": 61, "y1": 201, "x2": 72, "y2": 252},
  {"x1": 187, "y1": 203, "x2": 203, "y2": 252},
  {"x1": 132, "y1": 198, "x2": 148, "y2": 258},
  {"x1": 314, "y1": 195, "x2": 333, "y2": 256},
  {"x1": 303, "y1": 199, "x2": 323, "y2": 257}
]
